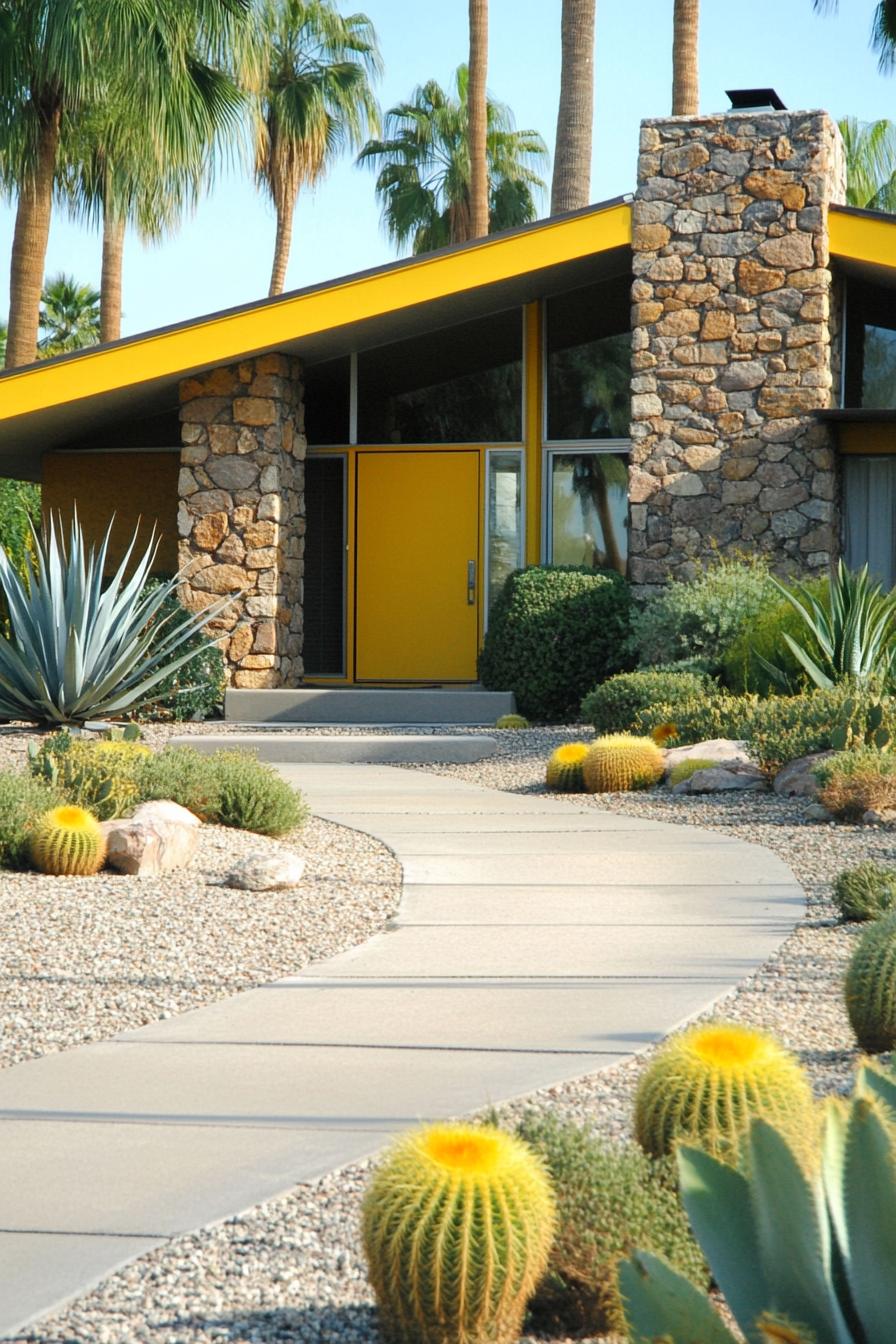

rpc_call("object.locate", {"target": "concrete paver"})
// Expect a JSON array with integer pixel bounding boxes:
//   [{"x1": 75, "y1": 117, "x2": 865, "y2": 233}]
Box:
[{"x1": 0, "y1": 763, "x2": 804, "y2": 1338}]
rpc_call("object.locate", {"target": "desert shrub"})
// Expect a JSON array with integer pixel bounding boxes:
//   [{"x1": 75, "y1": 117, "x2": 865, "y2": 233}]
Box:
[
  {"x1": 632, "y1": 692, "x2": 758, "y2": 747},
  {"x1": 815, "y1": 747, "x2": 896, "y2": 821},
  {"x1": 28, "y1": 732, "x2": 149, "y2": 820},
  {"x1": 751, "y1": 688, "x2": 896, "y2": 773},
  {"x1": 478, "y1": 565, "x2": 632, "y2": 721},
  {"x1": 668, "y1": 757, "x2": 718, "y2": 787},
  {"x1": 0, "y1": 770, "x2": 60, "y2": 868},
  {"x1": 722, "y1": 576, "x2": 829, "y2": 694},
  {"x1": 629, "y1": 555, "x2": 778, "y2": 673},
  {"x1": 133, "y1": 581, "x2": 226, "y2": 722},
  {"x1": 212, "y1": 751, "x2": 308, "y2": 836},
  {"x1": 581, "y1": 668, "x2": 710, "y2": 734},
  {"x1": 516, "y1": 1112, "x2": 707, "y2": 1337},
  {"x1": 135, "y1": 745, "x2": 221, "y2": 820},
  {"x1": 833, "y1": 861, "x2": 896, "y2": 921}
]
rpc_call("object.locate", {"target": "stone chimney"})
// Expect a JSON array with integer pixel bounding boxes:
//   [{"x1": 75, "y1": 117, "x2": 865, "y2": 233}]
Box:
[{"x1": 628, "y1": 108, "x2": 846, "y2": 586}]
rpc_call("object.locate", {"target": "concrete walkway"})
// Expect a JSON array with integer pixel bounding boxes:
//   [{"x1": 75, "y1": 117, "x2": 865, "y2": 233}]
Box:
[{"x1": 0, "y1": 764, "x2": 804, "y2": 1338}]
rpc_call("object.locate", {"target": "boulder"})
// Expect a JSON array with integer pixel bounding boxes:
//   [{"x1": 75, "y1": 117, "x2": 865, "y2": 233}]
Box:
[
  {"x1": 773, "y1": 751, "x2": 834, "y2": 799},
  {"x1": 672, "y1": 763, "x2": 769, "y2": 794},
  {"x1": 102, "y1": 816, "x2": 199, "y2": 876},
  {"x1": 131, "y1": 800, "x2": 201, "y2": 828},
  {"x1": 223, "y1": 851, "x2": 306, "y2": 891},
  {"x1": 664, "y1": 739, "x2": 752, "y2": 778},
  {"x1": 863, "y1": 809, "x2": 896, "y2": 825},
  {"x1": 805, "y1": 802, "x2": 834, "y2": 822}
]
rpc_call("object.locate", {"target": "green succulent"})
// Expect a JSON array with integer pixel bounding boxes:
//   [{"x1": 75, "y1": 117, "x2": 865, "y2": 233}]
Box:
[{"x1": 833, "y1": 861, "x2": 896, "y2": 922}]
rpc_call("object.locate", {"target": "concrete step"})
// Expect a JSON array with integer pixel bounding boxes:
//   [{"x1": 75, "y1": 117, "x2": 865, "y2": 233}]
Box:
[
  {"x1": 168, "y1": 733, "x2": 497, "y2": 764},
  {"x1": 224, "y1": 687, "x2": 515, "y2": 725}
]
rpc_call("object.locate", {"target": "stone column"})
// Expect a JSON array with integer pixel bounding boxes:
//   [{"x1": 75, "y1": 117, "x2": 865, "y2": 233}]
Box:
[
  {"x1": 177, "y1": 354, "x2": 305, "y2": 687},
  {"x1": 629, "y1": 109, "x2": 846, "y2": 586}
]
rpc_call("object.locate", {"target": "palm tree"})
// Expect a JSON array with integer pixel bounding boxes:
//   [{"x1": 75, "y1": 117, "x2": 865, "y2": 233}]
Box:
[
  {"x1": 359, "y1": 68, "x2": 548, "y2": 255},
  {"x1": 38, "y1": 274, "x2": 101, "y2": 357},
  {"x1": 672, "y1": 0, "x2": 700, "y2": 115},
  {"x1": 813, "y1": 1, "x2": 896, "y2": 71},
  {"x1": 251, "y1": 0, "x2": 381, "y2": 297},
  {"x1": 840, "y1": 117, "x2": 896, "y2": 210},
  {"x1": 467, "y1": 0, "x2": 489, "y2": 238},
  {"x1": 551, "y1": 0, "x2": 595, "y2": 214},
  {"x1": 0, "y1": 0, "x2": 252, "y2": 369}
]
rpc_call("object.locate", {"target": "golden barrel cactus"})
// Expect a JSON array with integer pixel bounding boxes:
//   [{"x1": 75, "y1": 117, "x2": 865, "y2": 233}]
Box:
[
  {"x1": 29, "y1": 804, "x2": 107, "y2": 876},
  {"x1": 362, "y1": 1122, "x2": 555, "y2": 1344},
  {"x1": 582, "y1": 734, "x2": 665, "y2": 793},
  {"x1": 496, "y1": 713, "x2": 530, "y2": 729},
  {"x1": 634, "y1": 1022, "x2": 815, "y2": 1165},
  {"x1": 546, "y1": 742, "x2": 589, "y2": 792}
]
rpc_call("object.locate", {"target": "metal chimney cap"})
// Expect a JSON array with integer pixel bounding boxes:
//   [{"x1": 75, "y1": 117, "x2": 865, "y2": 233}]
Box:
[{"x1": 726, "y1": 87, "x2": 787, "y2": 112}]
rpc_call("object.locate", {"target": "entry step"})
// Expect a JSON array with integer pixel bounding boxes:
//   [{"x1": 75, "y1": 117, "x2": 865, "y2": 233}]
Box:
[
  {"x1": 224, "y1": 688, "x2": 516, "y2": 726},
  {"x1": 168, "y1": 733, "x2": 497, "y2": 764}
]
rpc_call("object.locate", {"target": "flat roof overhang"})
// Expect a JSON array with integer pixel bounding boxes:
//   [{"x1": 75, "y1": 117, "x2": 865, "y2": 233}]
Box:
[
  {"x1": 829, "y1": 203, "x2": 896, "y2": 285},
  {"x1": 0, "y1": 198, "x2": 632, "y2": 480}
]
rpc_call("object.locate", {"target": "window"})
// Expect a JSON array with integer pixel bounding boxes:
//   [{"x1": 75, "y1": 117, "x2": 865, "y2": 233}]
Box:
[
  {"x1": 303, "y1": 456, "x2": 346, "y2": 674},
  {"x1": 842, "y1": 454, "x2": 896, "y2": 590},
  {"x1": 304, "y1": 357, "x2": 350, "y2": 445},
  {"x1": 546, "y1": 450, "x2": 628, "y2": 576},
  {"x1": 545, "y1": 277, "x2": 632, "y2": 441},
  {"x1": 357, "y1": 309, "x2": 522, "y2": 444},
  {"x1": 844, "y1": 281, "x2": 896, "y2": 409},
  {"x1": 486, "y1": 451, "x2": 523, "y2": 612}
]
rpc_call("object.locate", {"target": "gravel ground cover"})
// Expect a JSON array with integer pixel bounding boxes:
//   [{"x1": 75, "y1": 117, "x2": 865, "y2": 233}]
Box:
[{"x1": 13, "y1": 726, "x2": 893, "y2": 1344}]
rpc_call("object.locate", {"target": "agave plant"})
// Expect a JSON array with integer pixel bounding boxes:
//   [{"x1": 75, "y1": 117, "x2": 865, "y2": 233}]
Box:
[
  {"x1": 0, "y1": 513, "x2": 235, "y2": 726},
  {"x1": 758, "y1": 561, "x2": 896, "y2": 691},
  {"x1": 619, "y1": 1062, "x2": 896, "y2": 1344}
]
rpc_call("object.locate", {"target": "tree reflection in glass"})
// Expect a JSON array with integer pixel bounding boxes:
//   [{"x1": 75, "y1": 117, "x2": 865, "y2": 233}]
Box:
[{"x1": 550, "y1": 452, "x2": 628, "y2": 576}]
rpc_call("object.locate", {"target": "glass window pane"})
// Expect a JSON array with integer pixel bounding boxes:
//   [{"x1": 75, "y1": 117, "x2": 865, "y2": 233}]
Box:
[
  {"x1": 357, "y1": 310, "x2": 522, "y2": 443},
  {"x1": 303, "y1": 456, "x2": 346, "y2": 673},
  {"x1": 487, "y1": 452, "x2": 523, "y2": 611},
  {"x1": 862, "y1": 326, "x2": 896, "y2": 410},
  {"x1": 546, "y1": 278, "x2": 632, "y2": 440},
  {"x1": 304, "y1": 357, "x2": 350, "y2": 445},
  {"x1": 842, "y1": 455, "x2": 896, "y2": 590},
  {"x1": 550, "y1": 451, "x2": 628, "y2": 576}
]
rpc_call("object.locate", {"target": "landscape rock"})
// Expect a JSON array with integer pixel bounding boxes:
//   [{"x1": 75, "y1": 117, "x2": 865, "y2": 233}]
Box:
[
  {"x1": 773, "y1": 751, "x2": 834, "y2": 799},
  {"x1": 672, "y1": 763, "x2": 769, "y2": 794},
  {"x1": 223, "y1": 850, "x2": 306, "y2": 891},
  {"x1": 664, "y1": 739, "x2": 752, "y2": 777},
  {"x1": 131, "y1": 800, "x2": 201, "y2": 828},
  {"x1": 805, "y1": 801, "x2": 834, "y2": 822},
  {"x1": 102, "y1": 816, "x2": 199, "y2": 876},
  {"x1": 862, "y1": 809, "x2": 896, "y2": 825}
]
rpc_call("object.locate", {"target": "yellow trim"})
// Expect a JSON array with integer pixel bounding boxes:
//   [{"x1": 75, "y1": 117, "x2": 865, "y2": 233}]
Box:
[
  {"x1": 830, "y1": 208, "x2": 896, "y2": 271},
  {"x1": 524, "y1": 302, "x2": 542, "y2": 565},
  {"x1": 0, "y1": 202, "x2": 632, "y2": 425}
]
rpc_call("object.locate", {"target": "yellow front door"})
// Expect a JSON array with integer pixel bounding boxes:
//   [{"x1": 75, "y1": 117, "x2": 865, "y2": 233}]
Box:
[{"x1": 355, "y1": 451, "x2": 480, "y2": 681}]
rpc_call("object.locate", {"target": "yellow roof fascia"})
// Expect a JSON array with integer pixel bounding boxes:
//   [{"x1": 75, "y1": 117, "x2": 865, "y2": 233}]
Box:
[
  {"x1": 829, "y1": 207, "x2": 896, "y2": 272},
  {"x1": 0, "y1": 201, "x2": 632, "y2": 425}
]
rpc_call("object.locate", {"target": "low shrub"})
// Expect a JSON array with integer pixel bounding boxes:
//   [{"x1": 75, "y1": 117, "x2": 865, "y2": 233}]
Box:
[
  {"x1": 667, "y1": 757, "x2": 717, "y2": 787},
  {"x1": 629, "y1": 555, "x2": 779, "y2": 673},
  {"x1": 516, "y1": 1112, "x2": 708, "y2": 1337},
  {"x1": 0, "y1": 770, "x2": 61, "y2": 868},
  {"x1": 132, "y1": 581, "x2": 226, "y2": 722},
  {"x1": 721, "y1": 577, "x2": 829, "y2": 694},
  {"x1": 478, "y1": 565, "x2": 632, "y2": 721},
  {"x1": 212, "y1": 751, "x2": 308, "y2": 836},
  {"x1": 833, "y1": 861, "x2": 896, "y2": 921},
  {"x1": 581, "y1": 668, "x2": 710, "y2": 735},
  {"x1": 815, "y1": 747, "x2": 896, "y2": 821},
  {"x1": 135, "y1": 745, "x2": 220, "y2": 819},
  {"x1": 28, "y1": 732, "x2": 150, "y2": 821},
  {"x1": 632, "y1": 693, "x2": 757, "y2": 749}
]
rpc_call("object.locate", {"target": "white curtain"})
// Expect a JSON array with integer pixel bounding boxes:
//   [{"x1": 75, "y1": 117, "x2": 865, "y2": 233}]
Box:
[{"x1": 843, "y1": 455, "x2": 896, "y2": 589}]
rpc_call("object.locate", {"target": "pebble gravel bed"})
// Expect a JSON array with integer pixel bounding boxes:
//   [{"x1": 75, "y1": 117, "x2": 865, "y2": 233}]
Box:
[{"x1": 13, "y1": 725, "x2": 894, "y2": 1344}]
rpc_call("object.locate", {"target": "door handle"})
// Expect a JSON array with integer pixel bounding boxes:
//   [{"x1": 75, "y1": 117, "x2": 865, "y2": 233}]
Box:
[{"x1": 467, "y1": 559, "x2": 476, "y2": 605}]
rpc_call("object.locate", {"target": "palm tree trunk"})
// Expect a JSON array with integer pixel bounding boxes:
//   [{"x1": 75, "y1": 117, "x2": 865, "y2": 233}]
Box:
[
  {"x1": 269, "y1": 201, "x2": 295, "y2": 297},
  {"x1": 551, "y1": 0, "x2": 596, "y2": 215},
  {"x1": 6, "y1": 107, "x2": 61, "y2": 369},
  {"x1": 467, "y1": 0, "x2": 489, "y2": 238},
  {"x1": 101, "y1": 206, "x2": 126, "y2": 344},
  {"x1": 672, "y1": 0, "x2": 700, "y2": 116}
]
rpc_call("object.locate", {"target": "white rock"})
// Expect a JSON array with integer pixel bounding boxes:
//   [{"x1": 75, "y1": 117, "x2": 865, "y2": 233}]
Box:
[
  {"x1": 862, "y1": 808, "x2": 896, "y2": 825},
  {"x1": 664, "y1": 739, "x2": 752, "y2": 777},
  {"x1": 673, "y1": 764, "x2": 769, "y2": 794},
  {"x1": 131, "y1": 800, "x2": 201, "y2": 828},
  {"x1": 773, "y1": 752, "x2": 834, "y2": 799},
  {"x1": 223, "y1": 851, "x2": 306, "y2": 891},
  {"x1": 102, "y1": 817, "x2": 199, "y2": 876}
]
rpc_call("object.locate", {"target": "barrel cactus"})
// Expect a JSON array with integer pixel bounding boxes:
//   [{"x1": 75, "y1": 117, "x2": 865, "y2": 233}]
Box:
[
  {"x1": 29, "y1": 804, "x2": 107, "y2": 876},
  {"x1": 634, "y1": 1022, "x2": 815, "y2": 1165},
  {"x1": 362, "y1": 1122, "x2": 555, "y2": 1344},
  {"x1": 546, "y1": 743, "x2": 589, "y2": 792},
  {"x1": 845, "y1": 912, "x2": 896, "y2": 1052},
  {"x1": 582, "y1": 734, "x2": 665, "y2": 793},
  {"x1": 668, "y1": 757, "x2": 717, "y2": 788},
  {"x1": 496, "y1": 713, "x2": 530, "y2": 729},
  {"x1": 833, "y1": 860, "x2": 896, "y2": 922}
]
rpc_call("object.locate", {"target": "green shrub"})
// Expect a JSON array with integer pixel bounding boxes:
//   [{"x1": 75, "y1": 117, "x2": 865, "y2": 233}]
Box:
[
  {"x1": 132, "y1": 581, "x2": 226, "y2": 722},
  {"x1": 629, "y1": 555, "x2": 779, "y2": 673},
  {"x1": 0, "y1": 770, "x2": 61, "y2": 868},
  {"x1": 833, "y1": 861, "x2": 896, "y2": 921},
  {"x1": 581, "y1": 669, "x2": 710, "y2": 734},
  {"x1": 515, "y1": 1112, "x2": 707, "y2": 1337},
  {"x1": 721, "y1": 577, "x2": 829, "y2": 694},
  {"x1": 28, "y1": 731, "x2": 150, "y2": 821},
  {"x1": 668, "y1": 757, "x2": 718, "y2": 787},
  {"x1": 136, "y1": 745, "x2": 221, "y2": 819},
  {"x1": 815, "y1": 747, "x2": 896, "y2": 821},
  {"x1": 212, "y1": 751, "x2": 308, "y2": 836},
  {"x1": 632, "y1": 692, "x2": 757, "y2": 748},
  {"x1": 478, "y1": 565, "x2": 632, "y2": 721}
]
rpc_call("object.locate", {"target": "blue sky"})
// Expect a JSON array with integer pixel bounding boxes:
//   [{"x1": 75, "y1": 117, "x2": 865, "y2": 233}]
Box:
[{"x1": 1, "y1": 0, "x2": 894, "y2": 337}]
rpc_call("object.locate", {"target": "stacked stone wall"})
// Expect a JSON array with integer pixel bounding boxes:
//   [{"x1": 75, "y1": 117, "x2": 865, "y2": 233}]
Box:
[
  {"x1": 629, "y1": 109, "x2": 846, "y2": 585},
  {"x1": 177, "y1": 354, "x2": 305, "y2": 687}
]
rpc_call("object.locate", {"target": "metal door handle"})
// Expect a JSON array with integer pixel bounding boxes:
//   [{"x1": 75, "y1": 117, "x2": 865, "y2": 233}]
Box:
[{"x1": 467, "y1": 559, "x2": 476, "y2": 605}]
